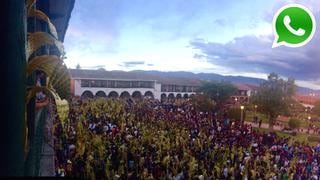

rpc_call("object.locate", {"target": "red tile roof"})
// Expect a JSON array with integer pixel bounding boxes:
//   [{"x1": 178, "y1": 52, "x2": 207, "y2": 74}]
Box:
[{"x1": 294, "y1": 94, "x2": 320, "y2": 105}]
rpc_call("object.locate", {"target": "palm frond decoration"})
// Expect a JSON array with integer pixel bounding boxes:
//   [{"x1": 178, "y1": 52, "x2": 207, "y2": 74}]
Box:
[
  {"x1": 26, "y1": 0, "x2": 37, "y2": 12},
  {"x1": 28, "y1": 9, "x2": 58, "y2": 39},
  {"x1": 27, "y1": 32, "x2": 64, "y2": 59},
  {"x1": 26, "y1": 55, "x2": 61, "y2": 76},
  {"x1": 26, "y1": 0, "x2": 71, "y2": 117}
]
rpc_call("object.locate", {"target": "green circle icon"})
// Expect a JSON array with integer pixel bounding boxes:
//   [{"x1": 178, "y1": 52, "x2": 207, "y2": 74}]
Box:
[{"x1": 272, "y1": 4, "x2": 316, "y2": 48}]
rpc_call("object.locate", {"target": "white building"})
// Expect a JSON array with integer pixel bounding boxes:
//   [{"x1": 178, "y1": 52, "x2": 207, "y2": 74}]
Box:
[{"x1": 69, "y1": 69, "x2": 200, "y2": 100}]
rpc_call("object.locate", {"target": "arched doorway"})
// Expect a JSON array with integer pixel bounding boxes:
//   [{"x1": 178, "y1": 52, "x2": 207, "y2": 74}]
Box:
[
  {"x1": 183, "y1": 94, "x2": 188, "y2": 98},
  {"x1": 144, "y1": 91, "x2": 154, "y2": 98},
  {"x1": 95, "y1": 91, "x2": 106, "y2": 98},
  {"x1": 168, "y1": 93, "x2": 174, "y2": 99},
  {"x1": 120, "y1": 91, "x2": 130, "y2": 99},
  {"x1": 81, "y1": 90, "x2": 94, "y2": 98},
  {"x1": 132, "y1": 91, "x2": 142, "y2": 99},
  {"x1": 176, "y1": 94, "x2": 182, "y2": 99},
  {"x1": 108, "y1": 91, "x2": 119, "y2": 98}
]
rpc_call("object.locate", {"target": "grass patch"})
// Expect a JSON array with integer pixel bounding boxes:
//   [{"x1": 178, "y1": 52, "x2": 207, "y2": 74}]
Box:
[
  {"x1": 252, "y1": 127, "x2": 319, "y2": 146},
  {"x1": 245, "y1": 111, "x2": 269, "y2": 124},
  {"x1": 246, "y1": 111, "x2": 320, "y2": 129},
  {"x1": 308, "y1": 136, "x2": 320, "y2": 143},
  {"x1": 299, "y1": 120, "x2": 320, "y2": 128}
]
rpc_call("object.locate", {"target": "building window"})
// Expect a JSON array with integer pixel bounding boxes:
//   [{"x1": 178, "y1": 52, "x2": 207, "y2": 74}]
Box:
[
  {"x1": 176, "y1": 86, "x2": 184, "y2": 92},
  {"x1": 95, "y1": 80, "x2": 103, "y2": 87},
  {"x1": 102, "y1": 80, "x2": 108, "y2": 87},
  {"x1": 117, "y1": 81, "x2": 131, "y2": 88},
  {"x1": 168, "y1": 85, "x2": 174, "y2": 92},
  {"x1": 161, "y1": 85, "x2": 167, "y2": 92},
  {"x1": 107, "y1": 80, "x2": 115, "y2": 88},
  {"x1": 81, "y1": 80, "x2": 90, "y2": 87},
  {"x1": 140, "y1": 81, "x2": 153, "y2": 88},
  {"x1": 182, "y1": 86, "x2": 187, "y2": 92},
  {"x1": 80, "y1": 79, "x2": 154, "y2": 88},
  {"x1": 131, "y1": 81, "x2": 139, "y2": 88},
  {"x1": 187, "y1": 86, "x2": 192, "y2": 92}
]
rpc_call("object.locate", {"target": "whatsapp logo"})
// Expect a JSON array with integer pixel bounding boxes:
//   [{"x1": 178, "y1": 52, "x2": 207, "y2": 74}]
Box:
[{"x1": 272, "y1": 4, "x2": 316, "y2": 48}]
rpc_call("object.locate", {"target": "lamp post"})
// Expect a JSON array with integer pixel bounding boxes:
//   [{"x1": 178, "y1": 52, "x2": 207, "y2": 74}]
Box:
[
  {"x1": 254, "y1": 105, "x2": 258, "y2": 116},
  {"x1": 240, "y1": 105, "x2": 244, "y2": 124},
  {"x1": 308, "y1": 116, "x2": 311, "y2": 121}
]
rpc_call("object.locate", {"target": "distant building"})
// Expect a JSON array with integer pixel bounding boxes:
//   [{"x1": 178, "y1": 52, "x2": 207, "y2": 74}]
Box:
[
  {"x1": 230, "y1": 84, "x2": 259, "y2": 104},
  {"x1": 69, "y1": 69, "x2": 200, "y2": 100},
  {"x1": 294, "y1": 94, "x2": 320, "y2": 108},
  {"x1": 69, "y1": 69, "x2": 264, "y2": 102}
]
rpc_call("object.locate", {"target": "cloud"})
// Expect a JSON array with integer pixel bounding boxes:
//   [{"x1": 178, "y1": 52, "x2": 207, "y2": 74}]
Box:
[
  {"x1": 190, "y1": 0, "x2": 320, "y2": 82},
  {"x1": 120, "y1": 61, "x2": 145, "y2": 68},
  {"x1": 190, "y1": 33, "x2": 320, "y2": 81},
  {"x1": 213, "y1": 19, "x2": 226, "y2": 27},
  {"x1": 65, "y1": 0, "x2": 123, "y2": 53},
  {"x1": 263, "y1": 0, "x2": 320, "y2": 22},
  {"x1": 64, "y1": 0, "x2": 320, "y2": 89}
]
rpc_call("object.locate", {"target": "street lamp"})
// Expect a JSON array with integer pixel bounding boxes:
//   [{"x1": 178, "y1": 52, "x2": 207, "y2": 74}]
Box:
[
  {"x1": 240, "y1": 105, "x2": 244, "y2": 124},
  {"x1": 254, "y1": 105, "x2": 258, "y2": 116},
  {"x1": 308, "y1": 116, "x2": 311, "y2": 121}
]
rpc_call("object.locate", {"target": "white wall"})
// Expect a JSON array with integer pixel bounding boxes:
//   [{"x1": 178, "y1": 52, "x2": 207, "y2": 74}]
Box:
[
  {"x1": 154, "y1": 83, "x2": 162, "y2": 99},
  {"x1": 247, "y1": 90, "x2": 251, "y2": 96},
  {"x1": 74, "y1": 79, "x2": 196, "y2": 99}
]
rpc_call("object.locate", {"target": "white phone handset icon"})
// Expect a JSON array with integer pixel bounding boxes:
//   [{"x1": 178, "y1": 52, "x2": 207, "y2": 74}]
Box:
[{"x1": 283, "y1": 15, "x2": 305, "y2": 36}]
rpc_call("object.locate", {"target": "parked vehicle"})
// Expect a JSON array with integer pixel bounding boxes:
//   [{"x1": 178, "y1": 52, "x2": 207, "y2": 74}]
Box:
[{"x1": 282, "y1": 127, "x2": 297, "y2": 136}]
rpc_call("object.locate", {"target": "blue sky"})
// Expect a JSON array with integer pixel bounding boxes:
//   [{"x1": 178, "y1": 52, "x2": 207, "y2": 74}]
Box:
[{"x1": 64, "y1": 0, "x2": 320, "y2": 89}]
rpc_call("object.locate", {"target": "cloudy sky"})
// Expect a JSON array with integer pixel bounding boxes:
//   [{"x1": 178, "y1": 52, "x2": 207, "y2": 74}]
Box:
[{"x1": 64, "y1": 0, "x2": 320, "y2": 89}]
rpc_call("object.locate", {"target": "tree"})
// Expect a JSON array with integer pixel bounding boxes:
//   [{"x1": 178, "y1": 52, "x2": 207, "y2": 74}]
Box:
[
  {"x1": 313, "y1": 101, "x2": 320, "y2": 117},
  {"x1": 288, "y1": 118, "x2": 301, "y2": 129},
  {"x1": 228, "y1": 106, "x2": 246, "y2": 121},
  {"x1": 190, "y1": 94, "x2": 216, "y2": 112},
  {"x1": 251, "y1": 73, "x2": 296, "y2": 130},
  {"x1": 76, "y1": 63, "x2": 81, "y2": 69},
  {"x1": 198, "y1": 81, "x2": 237, "y2": 107}
]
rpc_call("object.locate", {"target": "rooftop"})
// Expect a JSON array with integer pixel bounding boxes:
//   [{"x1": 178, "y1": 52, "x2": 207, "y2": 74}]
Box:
[
  {"x1": 69, "y1": 69, "x2": 202, "y2": 86},
  {"x1": 294, "y1": 94, "x2": 320, "y2": 105}
]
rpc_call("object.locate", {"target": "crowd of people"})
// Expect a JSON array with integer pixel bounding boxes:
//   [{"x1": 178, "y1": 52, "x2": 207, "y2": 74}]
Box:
[
  {"x1": 306, "y1": 124, "x2": 320, "y2": 135},
  {"x1": 53, "y1": 97, "x2": 320, "y2": 179}
]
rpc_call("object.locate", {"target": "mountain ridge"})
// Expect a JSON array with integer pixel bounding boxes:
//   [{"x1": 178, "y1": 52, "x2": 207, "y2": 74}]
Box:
[
  {"x1": 74, "y1": 68, "x2": 319, "y2": 94},
  {"x1": 129, "y1": 70, "x2": 319, "y2": 94}
]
